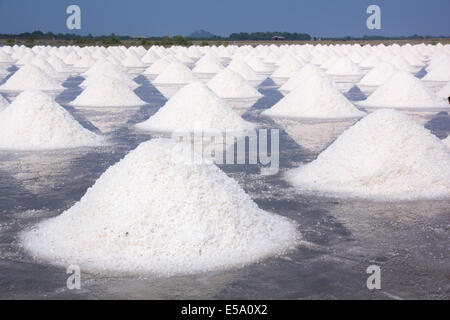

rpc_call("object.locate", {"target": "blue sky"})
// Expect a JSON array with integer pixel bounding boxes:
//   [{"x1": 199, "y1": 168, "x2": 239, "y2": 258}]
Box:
[{"x1": 0, "y1": 0, "x2": 448, "y2": 37}]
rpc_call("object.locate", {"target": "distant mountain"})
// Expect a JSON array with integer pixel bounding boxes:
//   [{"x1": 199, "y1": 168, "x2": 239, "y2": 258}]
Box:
[{"x1": 187, "y1": 29, "x2": 216, "y2": 39}]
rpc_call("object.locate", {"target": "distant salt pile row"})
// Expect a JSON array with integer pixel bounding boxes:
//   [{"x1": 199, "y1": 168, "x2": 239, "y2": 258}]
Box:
[
  {"x1": 0, "y1": 91, "x2": 103, "y2": 150},
  {"x1": 286, "y1": 109, "x2": 450, "y2": 200},
  {"x1": 21, "y1": 139, "x2": 299, "y2": 276},
  {"x1": 136, "y1": 82, "x2": 254, "y2": 134},
  {"x1": 263, "y1": 71, "x2": 365, "y2": 119}
]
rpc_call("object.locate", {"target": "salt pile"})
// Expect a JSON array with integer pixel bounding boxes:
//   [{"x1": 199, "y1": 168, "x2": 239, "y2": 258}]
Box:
[
  {"x1": 228, "y1": 59, "x2": 265, "y2": 87},
  {"x1": 70, "y1": 76, "x2": 146, "y2": 107},
  {"x1": 80, "y1": 63, "x2": 139, "y2": 89},
  {"x1": 153, "y1": 61, "x2": 197, "y2": 85},
  {"x1": 245, "y1": 55, "x2": 272, "y2": 74},
  {"x1": 21, "y1": 139, "x2": 299, "y2": 275},
  {"x1": 357, "y1": 62, "x2": 397, "y2": 90},
  {"x1": 422, "y1": 67, "x2": 450, "y2": 82},
  {"x1": 0, "y1": 51, "x2": 15, "y2": 64},
  {"x1": 141, "y1": 50, "x2": 161, "y2": 64},
  {"x1": 136, "y1": 82, "x2": 254, "y2": 133},
  {"x1": 286, "y1": 109, "x2": 450, "y2": 200},
  {"x1": 358, "y1": 71, "x2": 447, "y2": 109},
  {"x1": 207, "y1": 68, "x2": 263, "y2": 99},
  {"x1": 271, "y1": 56, "x2": 303, "y2": 81},
  {"x1": 326, "y1": 57, "x2": 362, "y2": 76},
  {"x1": 0, "y1": 64, "x2": 63, "y2": 92},
  {"x1": 279, "y1": 64, "x2": 325, "y2": 95},
  {"x1": 122, "y1": 52, "x2": 145, "y2": 68},
  {"x1": 0, "y1": 91, "x2": 103, "y2": 150},
  {"x1": 192, "y1": 53, "x2": 224, "y2": 74},
  {"x1": 436, "y1": 82, "x2": 450, "y2": 100},
  {"x1": 142, "y1": 58, "x2": 172, "y2": 77},
  {"x1": 444, "y1": 135, "x2": 450, "y2": 147},
  {"x1": 262, "y1": 72, "x2": 365, "y2": 119}
]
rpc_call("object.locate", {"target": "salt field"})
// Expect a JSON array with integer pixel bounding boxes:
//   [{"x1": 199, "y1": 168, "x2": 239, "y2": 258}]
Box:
[{"x1": 0, "y1": 42, "x2": 449, "y2": 300}]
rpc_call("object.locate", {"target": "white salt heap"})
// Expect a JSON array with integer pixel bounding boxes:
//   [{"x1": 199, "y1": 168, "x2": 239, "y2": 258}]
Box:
[
  {"x1": 136, "y1": 82, "x2": 254, "y2": 133},
  {"x1": 21, "y1": 139, "x2": 299, "y2": 275},
  {"x1": 422, "y1": 66, "x2": 450, "y2": 82},
  {"x1": 153, "y1": 61, "x2": 197, "y2": 84},
  {"x1": 271, "y1": 56, "x2": 303, "y2": 79},
  {"x1": 228, "y1": 59, "x2": 264, "y2": 86},
  {"x1": 286, "y1": 109, "x2": 450, "y2": 200},
  {"x1": 207, "y1": 68, "x2": 263, "y2": 99},
  {"x1": 444, "y1": 135, "x2": 450, "y2": 147},
  {"x1": 326, "y1": 57, "x2": 361, "y2": 76},
  {"x1": 0, "y1": 64, "x2": 63, "y2": 92},
  {"x1": 70, "y1": 76, "x2": 146, "y2": 107},
  {"x1": 357, "y1": 62, "x2": 397, "y2": 87},
  {"x1": 0, "y1": 91, "x2": 103, "y2": 150},
  {"x1": 280, "y1": 64, "x2": 325, "y2": 94},
  {"x1": 142, "y1": 57, "x2": 172, "y2": 77},
  {"x1": 436, "y1": 82, "x2": 450, "y2": 100},
  {"x1": 359, "y1": 71, "x2": 447, "y2": 109},
  {"x1": 192, "y1": 53, "x2": 224, "y2": 74},
  {"x1": 263, "y1": 72, "x2": 365, "y2": 119},
  {"x1": 0, "y1": 51, "x2": 15, "y2": 64}
]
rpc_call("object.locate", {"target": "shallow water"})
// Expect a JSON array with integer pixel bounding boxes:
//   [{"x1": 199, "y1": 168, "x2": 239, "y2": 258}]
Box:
[{"x1": 0, "y1": 69, "x2": 449, "y2": 300}]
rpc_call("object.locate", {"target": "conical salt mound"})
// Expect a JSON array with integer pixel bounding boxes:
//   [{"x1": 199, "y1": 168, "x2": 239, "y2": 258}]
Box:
[
  {"x1": 142, "y1": 57, "x2": 172, "y2": 76},
  {"x1": 326, "y1": 57, "x2": 361, "y2": 76},
  {"x1": 192, "y1": 53, "x2": 224, "y2": 74},
  {"x1": 0, "y1": 51, "x2": 15, "y2": 64},
  {"x1": 357, "y1": 62, "x2": 397, "y2": 87},
  {"x1": 80, "y1": 71, "x2": 138, "y2": 89},
  {"x1": 437, "y1": 82, "x2": 450, "y2": 100},
  {"x1": 262, "y1": 72, "x2": 365, "y2": 119},
  {"x1": 286, "y1": 109, "x2": 450, "y2": 200},
  {"x1": 153, "y1": 61, "x2": 197, "y2": 84},
  {"x1": 422, "y1": 66, "x2": 450, "y2": 82},
  {"x1": 280, "y1": 64, "x2": 325, "y2": 94},
  {"x1": 0, "y1": 91, "x2": 103, "y2": 150},
  {"x1": 0, "y1": 94, "x2": 9, "y2": 112},
  {"x1": 207, "y1": 68, "x2": 263, "y2": 99},
  {"x1": 358, "y1": 71, "x2": 448, "y2": 109},
  {"x1": 0, "y1": 64, "x2": 63, "y2": 92},
  {"x1": 70, "y1": 76, "x2": 146, "y2": 107},
  {"x1": 136, "y1": 82, "x2": 254, "y2": 133},
  {"x1": 20, "y1": 139, "x2": 299, "y2": 275}
]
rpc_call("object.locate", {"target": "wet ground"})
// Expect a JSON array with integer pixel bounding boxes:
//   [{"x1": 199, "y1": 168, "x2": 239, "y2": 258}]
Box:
[{"x1": 0, "y1": 67, "x2": 449, "y2": 299}]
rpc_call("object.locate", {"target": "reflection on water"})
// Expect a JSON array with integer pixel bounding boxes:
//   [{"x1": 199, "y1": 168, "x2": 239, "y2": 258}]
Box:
[{"x1": 0, "y1": 70, "x2": 448, "y2": 300}]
